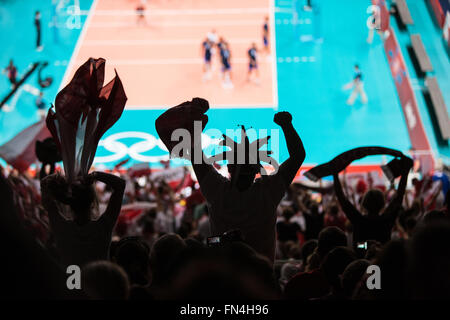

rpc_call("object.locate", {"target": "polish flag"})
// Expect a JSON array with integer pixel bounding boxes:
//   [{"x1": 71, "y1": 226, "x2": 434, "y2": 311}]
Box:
[{"x1": 0, "y1": 119, "x2": 51, "y2": 172}]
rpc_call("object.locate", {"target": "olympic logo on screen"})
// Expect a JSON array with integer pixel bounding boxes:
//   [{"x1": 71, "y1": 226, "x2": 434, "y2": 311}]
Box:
[
  {"x1": 95, "y1": 130, "x2": 280, "y2": 170},
  {"x1": 95, "y1": 131, "x2": 223, "y2": 164}
]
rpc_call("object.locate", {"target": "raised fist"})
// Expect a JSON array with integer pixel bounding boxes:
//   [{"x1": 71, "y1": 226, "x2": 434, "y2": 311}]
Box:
[
  {"x1": 274, "y1": 111, "x2": 292, "y2": 127},
  {"x1": 401, "y1": 156, "x2": 414, "y2": 172}
]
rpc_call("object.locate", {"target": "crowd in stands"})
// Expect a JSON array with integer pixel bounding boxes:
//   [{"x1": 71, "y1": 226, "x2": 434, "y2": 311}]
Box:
[
  {"x1": 1, "y1": 144, "x2": 450, "y2": 300},
  {"x1": 1, "y1": 60, "x2": 449, "y2": 299}
]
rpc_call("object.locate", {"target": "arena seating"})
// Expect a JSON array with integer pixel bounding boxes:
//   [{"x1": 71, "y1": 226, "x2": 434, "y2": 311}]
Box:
[
  {"x1": 411, "y1": 34, "x2": 434, "y2": 74},
  {"x1": 395, "y1": 0, "x2": 414, "y2": 26},
  {"x1": 425, "y1": 76, "x2": 450, "y2": 140}
]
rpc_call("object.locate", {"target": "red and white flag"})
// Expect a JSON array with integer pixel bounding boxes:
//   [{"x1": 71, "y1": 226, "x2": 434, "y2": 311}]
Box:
[{"x1": 0, "y1": 119, "x2": 51, "y2": 172}]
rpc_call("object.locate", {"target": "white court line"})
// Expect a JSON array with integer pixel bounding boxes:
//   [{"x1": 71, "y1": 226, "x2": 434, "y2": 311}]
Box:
[
  {"x1": 90, "y1": 7, "x2": 270, "y2": 16},
  {"x1": 82, "y1": 38, "x2": 258, "y2": 46},
  {"x1": 270, "y1": 0, "x2": 279, "y2": 110},
  {"x1": 274, "y1": 8, "x2": 293, "y2": 13},
  {"x1": 125, "y1": 104, "x2": 276, "y2": 110},
  {"x1": 277, "y1": 56, "x2": 316, "y2": 63},
  {"x1": 89, "y1": 20, "x2": 264, "y2": 28},
  {"x1": 58, "y1": 0, "x2": 99, "y2": 91},
  {"x1": 75, "y1": 57, "x2": 273, "y2": 65}
]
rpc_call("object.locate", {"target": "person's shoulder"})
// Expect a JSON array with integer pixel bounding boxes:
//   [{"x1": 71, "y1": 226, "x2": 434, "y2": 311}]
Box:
[
  {"x1": 200, "y1": 167, "x2": 229, "y2": 186},
  {"x1": 258, "y1": 172, "x2": 285, "y2": 185}
]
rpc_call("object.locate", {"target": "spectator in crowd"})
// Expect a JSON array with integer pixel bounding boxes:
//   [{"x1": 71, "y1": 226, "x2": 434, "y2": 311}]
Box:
[
  {"x1": 276, "y1": 207, "x2": 302, "y2": 243},
  {"x1": 188, "y1": 111, "x2": 305, "y2": 264},
  {"x1": 2, "y1": 70, "x2": 450, "y2": 303},
  {"x1": 341, "y1": 259, "x2": 370, "y2": 299},
  {"x1": 319, "y1": 246, "x2": 356, "y2": 300},
  {"x1": 323, "y1": 203, "x2": 347, "y2": 231},
  {"x1": 82, "y1": 260, "x2": 130, "y2": 300},
  {"x1": 333, "y1": 156, "x2": 413, "y2": 247},
  {"x1": 40, "y1": 171, "x2": 125, "y2": 267},
  {"x1": 283, "y1": 226, "x2": 347, "y2": 300}
]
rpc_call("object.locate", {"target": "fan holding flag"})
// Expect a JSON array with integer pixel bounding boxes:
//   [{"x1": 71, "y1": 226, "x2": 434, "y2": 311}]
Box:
[
  {"x1": 304, "y1": 146, "x2": 413, "y2": 248},
  {"x1": 40, "y1": 58, "x2": 127, "y2": 268}
]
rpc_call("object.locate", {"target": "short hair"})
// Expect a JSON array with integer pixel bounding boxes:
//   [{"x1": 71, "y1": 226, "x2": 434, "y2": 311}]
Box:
[
  {"x1": 150, "y1": 234, "x2": 187, "y2": 285},
  {"x1": 317, "y1": 227, "x2": 347, "y2": 258},
  {"x1": 322, "y1": 246, "x2": 356, "y2": 290},
  {"x1": 282, "y1": 208, "x2": 295, "y2": 221},
  {"x1": 341, "y1": 259, "x2": 370, "y2": 298},
  {"x1": 361, "y1": 189, "x2": 385, "y2": 214},
  {"x1": 300, "y1": 239, "x2": 318, "y2": 261},
  {"x1": 328, "y1": 204, "x2": 339, "y2": 216},
  {"x1": 81, "y1": 261, "x2": 130, "y2": 300},
  {"x1": 409, "y1": 221, "x2": 450, "y2": 299},
  {"x1": 113, "y1": 237, "x2": 150, "y2": 286}
]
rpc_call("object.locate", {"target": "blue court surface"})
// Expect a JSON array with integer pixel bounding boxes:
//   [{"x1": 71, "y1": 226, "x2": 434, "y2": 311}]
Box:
[{"x1": 0, "y1": 0, "x2": 448, "y2": 169}]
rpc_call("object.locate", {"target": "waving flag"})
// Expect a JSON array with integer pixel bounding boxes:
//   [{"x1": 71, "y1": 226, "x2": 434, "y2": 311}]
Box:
[
  {"x1": 0, "y1": 119, "x2": 51, "y2": 172},
  {"x1": 46, "y1": 58, "x2": 127, "y2": 182},
  {"x1": 304, "y1": 146, "x2": 404, "y2": 181}
]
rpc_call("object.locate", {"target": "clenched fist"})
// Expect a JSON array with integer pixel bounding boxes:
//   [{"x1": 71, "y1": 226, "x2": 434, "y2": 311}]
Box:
[{"x1": 274, "y1": 111, "x2": 292, "y2": 127}]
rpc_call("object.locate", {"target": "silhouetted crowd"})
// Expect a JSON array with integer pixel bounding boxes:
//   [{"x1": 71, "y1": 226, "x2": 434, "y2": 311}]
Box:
[{"x1": 1, "y1": 156, "x2": 449, "y2": 300}]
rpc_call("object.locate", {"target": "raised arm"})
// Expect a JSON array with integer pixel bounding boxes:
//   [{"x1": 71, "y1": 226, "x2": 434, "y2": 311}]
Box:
[
  {"x1": 274, "y1": 112, "x2": 306, "y2": 188},
  {"x1": 89, "y1": 172, "x2": 125, "y2": 226},
  {"x1": 383, "y1": 157, "x2": 413, "y2": 221},
  {"x1": 189, "y1": 129, "x2": 215, "y2": 185},
  {"x1": 333, "y1": 172, "x2": 362, "y2": 223}
]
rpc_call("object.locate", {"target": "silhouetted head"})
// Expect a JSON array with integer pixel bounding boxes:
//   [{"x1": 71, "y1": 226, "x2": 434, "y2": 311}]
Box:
[
  {"x1": 317, "y1": 227, "x2": 347, "y2": 259},
  {"x1": 328, "y1": 204, "x2": 339, "y2": 216},
  {"x1": 46, "y1": 174, "x2": 97, "y2": 225},
  {"x1": 166, "y1": 243, "x2": 279, "y2": 299},
  {"x1": 321, "y1": 246, "x2": 357, "y2": 292},
  {"x1": 81, "y1": 261, "x2": 130, "y2": 300},
  {"x1": 408, "y1": 221, "x2": 450, "y2": 299},
  {"x1": 372, "y1": 239, "x2": 408, "y2": 300},
  {"x1": 308, "y1": 202, "x2": 319, "y2": 215},
  {"x1": 282, "y1": 208, "x2": 295, "y2": 222},
  {"x1": 227, "y1": 163, "x2": 259, "y2": 191},
  {"x1": 69, "y1": 182, "x2": 97, "y2": 225},
  {"x1": 222, "y1": 126, "x2": 274, "y2": 191},
  {"x1": 341, "y1": 259, "x2": 370, "y2": 299},
  {"x1": 113, "y1": 237, "x2": 150, "y2": 286},
  {"x1": 301, "y1": 239, "x2": 318, "y2": 262},
  {"x1": 361, "y1": 189, "x2": 385, "y2": 216},
  {"x1": 354, "y1": 64, "x2": 359, "y2": 70},
  {"x1": 149, "y1": 234, "x2": 187, "y2": 286}
]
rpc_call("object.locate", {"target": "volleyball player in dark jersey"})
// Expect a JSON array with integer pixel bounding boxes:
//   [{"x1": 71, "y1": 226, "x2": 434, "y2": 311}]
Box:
[
  {"x1": 4, "y1": 60, "x2": 17, "y2": 87},
  {"x1": 202, "y1": 38, "x2": 213, "y2": 80},
  {"x1": 136, "y1": 5, "x2": 146, "y2": 26},
  {"x1": 262, "y1": 16, "x2": 270, "y2": 53},
  {"x1": 247, "y1": 43, "x2": 260, "y2": 83},
  {"x1": 220, "y1": 42, "x2": 233, "y2": 88},
  {"x1": 35, "y1": 11, "x2": 43, "y2": 51}
]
